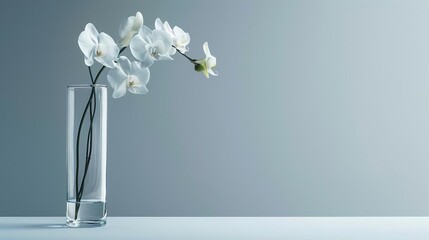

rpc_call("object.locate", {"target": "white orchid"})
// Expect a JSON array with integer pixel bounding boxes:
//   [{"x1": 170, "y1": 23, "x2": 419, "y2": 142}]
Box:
[
  {"x1": 194, "y1": 42, "x2": 218, "y2": 78},
  {"x1": 72, "y1": 13, "x2": 218, "y2": 223},
  {"x1": 78, "y1": 23, "x2": 119, "y2": 68},
  {"x1": 78, "y1": 13, "x2": 218, "y2": 100},
  {"x1": 155, "y1": 18, "x2": 190, "y2": 54},
  {"x1": 129, "y1": 25, "x2": 173, "y2": 68},
  {"x1": 118, "y1": 11, "x2": 144, "y2": 47},
  {"x1": 107, "y1": 56, "x2": 150, "y2": 99}
]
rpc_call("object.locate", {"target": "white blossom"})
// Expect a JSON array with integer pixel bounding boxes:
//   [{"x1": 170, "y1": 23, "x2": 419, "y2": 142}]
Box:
[
  {"x1": 78, "y1": 23, "x2": 119, "y2": 68},
  {"x1": 155, "y1": 18, "x2": 190, "y2": 54},
  {"x1": 195, "y1": 42, "x2": 218, "y2": 78},
  {"x1": 130, "y1": 26, "x2": 173, "y2": 67},
  {"x1": 107, "y1": 56, "x2": 150, "y2": 98},
  {"x1": 118, "y1": 12, "x2": 144, "y2": 47}
]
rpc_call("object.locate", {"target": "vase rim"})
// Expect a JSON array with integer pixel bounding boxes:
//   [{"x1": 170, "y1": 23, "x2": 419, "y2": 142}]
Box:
[{"x1": 67, "y1": 84, "x2": 107, "y2": 89}]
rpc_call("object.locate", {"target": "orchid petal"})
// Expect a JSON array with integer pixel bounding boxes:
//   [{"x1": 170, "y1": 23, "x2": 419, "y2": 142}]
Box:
[
  {"x1": 84, "y1": 53, "x2": 94, "y2": 66},
  {"x1": 107, "y1": 68, "x2": 127, "y2": 90},
  {"x1": 140, "y1": 54, "x2": 154, "y2": 68},
  {"x1": 112, "y1": 80, "x2": 127, "y2": 99},
  {"x1": 203, "y1": 70, "x2": 209, "y2": 78},
  {"x1": 107, "y1": 65, "x2": 128, "y2": 99},
  {"x1": 172, "y1": 26, "x2": 185, "y2": 37},
  {"x1": 207, "y1": 56, "x2": 217, "y2": 68},
  {"x1": 163, "y1": 21, "x2": 174, "y2": 36},
  {"x1": 208, "y1": 68, "x2": 218, "y2": 76},
  {"x1": 119, "y1": 12, "x2": 143, "y2": 38},
  {"x1": 130, "y1": 34, "x2": 148, "y2": 61},
  {"x1": 117, "y1": 56, "x2": 131, "y2": 74},
  {"x1": 130, "y1": 61, "x2": 150, "y2": 85},
  {"x1": 155, "y1": 18, "x2": 163, "y2": 31},
  {"x1": 153, "y1": 40, "x2": 166, "y2": 55},
  {"x1": 203, "y1": 42, "x2": 211, "y2": 57},
  {"x1": 85, "y1": 23, "x2": 99, "y2": 44},
  {"x1": 119, "y1": 16, "x2": 135, "y2": 39},
  {"x1": 158, "y1": 54, "x2": 173, "y2": 61},
  {"x1": 128, "y1": 85, "x2": 148, "y2": 94},
  {"x1": 132, "y1": 12, "x2": 143, "y2": 32},
  {"x1": 118, "y1": 12, "x2": 144, "y2": 47},
  {"x1": 78, "y1": 30, "x2": 96, "y2": 58},
  {"x1": 169, "y1": 47, "x2": 177, "y2": 55},
  {"x1": 94, "y1": 33, "x2": 119, "y2": 68},
  {"x1": 141, "y1": 25, "x2": 153, "y2": 44}
]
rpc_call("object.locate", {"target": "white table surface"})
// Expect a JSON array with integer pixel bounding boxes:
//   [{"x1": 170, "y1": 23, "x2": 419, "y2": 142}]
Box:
[{"x1": 1, "y1": 217, "x2": 429, "y2": 239}]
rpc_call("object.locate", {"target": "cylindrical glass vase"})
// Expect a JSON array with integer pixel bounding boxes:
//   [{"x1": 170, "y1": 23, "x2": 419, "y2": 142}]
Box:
[{"x1": 66, "y1": 84, "x2": 107, "y2": 227}]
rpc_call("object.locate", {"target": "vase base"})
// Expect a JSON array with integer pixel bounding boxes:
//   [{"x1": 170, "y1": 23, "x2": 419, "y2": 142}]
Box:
[
  {"x1": 66, "y1": 219, "x2": 106, "y2": 228},
  {"x1": 66, "y1": 201, "x2": 106, "y2": 227}
]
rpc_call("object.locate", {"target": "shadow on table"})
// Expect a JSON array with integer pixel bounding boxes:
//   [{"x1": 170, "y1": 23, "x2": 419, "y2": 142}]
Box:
[{"x1": 0, "y1": 223, "x2": 67, "y2": 230}]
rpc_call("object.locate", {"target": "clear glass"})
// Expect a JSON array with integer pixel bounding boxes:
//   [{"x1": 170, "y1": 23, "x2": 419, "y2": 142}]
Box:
[{"x1": 66, "y1": 84, "x2": 107, "y2": 227}]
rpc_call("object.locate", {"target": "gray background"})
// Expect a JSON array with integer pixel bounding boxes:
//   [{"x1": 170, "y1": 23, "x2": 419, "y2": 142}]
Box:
[{"x1": 1, "y1": 0, "x2": 429, "y2": 216}]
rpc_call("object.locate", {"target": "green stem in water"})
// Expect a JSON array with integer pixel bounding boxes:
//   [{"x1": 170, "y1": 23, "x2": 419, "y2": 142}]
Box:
[
  {"x1": 73, "y1": 87, "x2": 95, "y2": 219},
  {"x1": 77, "y1": 88, "x2": 96, "y2": 202}
]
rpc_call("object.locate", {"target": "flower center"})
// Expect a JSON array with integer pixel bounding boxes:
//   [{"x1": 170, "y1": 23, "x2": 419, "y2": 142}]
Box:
[
  {"x1": 127, "y1": 75, "x2": 139, "y2": 88},
  {"x1": 149, "y1": 46, "x2": 159, "y2": 59},
  {"x1": 95, "y1": 47, "x2": 103, "y2": 57}
]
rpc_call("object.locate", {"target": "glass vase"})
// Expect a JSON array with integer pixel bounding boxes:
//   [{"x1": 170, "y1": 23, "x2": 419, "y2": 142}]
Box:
[{"x1": 66, "y1": 84, "x2": 107, "y2": 227}]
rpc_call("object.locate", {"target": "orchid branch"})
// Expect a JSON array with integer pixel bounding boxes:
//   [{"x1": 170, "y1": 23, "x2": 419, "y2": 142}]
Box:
[
  {"x1": 72, "y1": 11, "x2": 218, "y2": 221},
  {"x1": 74, "y1": 47, "x2": 127, "y2": 219}
]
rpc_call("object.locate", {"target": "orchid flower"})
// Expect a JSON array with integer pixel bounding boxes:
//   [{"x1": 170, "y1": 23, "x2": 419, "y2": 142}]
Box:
[
  {"x1": 194, "y1": 42, "x2": 218, "y2": 78},
  {"x1": 78, "y1": 23, "x2": 119, "y2": 68},
  {"x1": 154, "y1": 18, "x2": 190, "y2": 54},
  {"x1": 118, "y1": 12, "x2": 144, "y2": 47},
  {"x1": 129, "y1": 25, "x2": 173, "y2": 68},
  {"x1": 107, "y1": 56, "x2": 150, "y2": 99}
]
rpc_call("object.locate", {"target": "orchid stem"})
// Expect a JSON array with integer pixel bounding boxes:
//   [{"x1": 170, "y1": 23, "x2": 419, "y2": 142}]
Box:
[
  {"x1": 172, "y1": 45, "x2": 196, "y2": 63},
  {"x1": 88, "y1": 67, "x2": 94, "y2": 84},
  {"x1": 74, "y1": 47, "x2": 127, "y2": 220}
]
